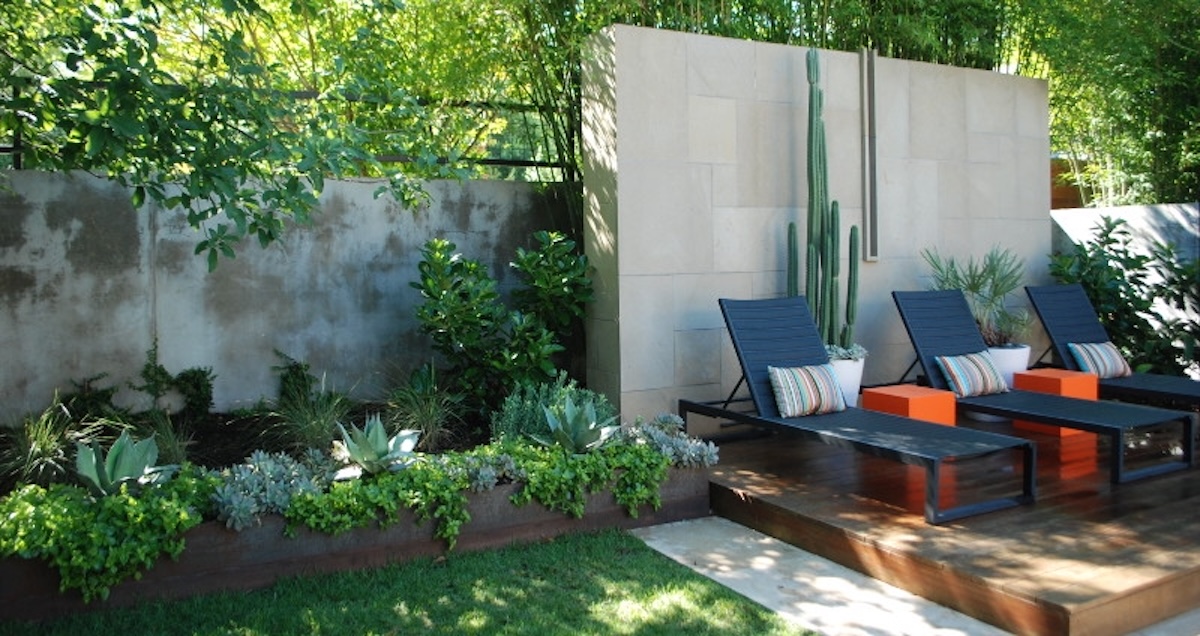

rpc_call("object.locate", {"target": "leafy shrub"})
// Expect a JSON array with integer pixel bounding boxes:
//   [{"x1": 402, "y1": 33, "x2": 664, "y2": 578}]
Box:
[
  {"x1": 1050, "y1": 216, "x2": 1198, "y2": 374},
  {"x1": 174, "y1": 366, "x2": 216, "y2": 419},
  {"x1": 129, "y1": 343, "x2": 216, "y2": 419},
  {"x1": 511, "y1": 230, "x2": 593, "y2": 337},
  {"x1": 60, "y1": 374, "x2": 125, "y2": 421},
  {"x1": 490, "y1": 372, "x2": 615, "y2": 442},
  {"x1": 411, "y1": 232, "x2": 592, "y2": 415},
  {"x1": 272, "y1": 351, "x2": 317, "y2": 402},
  {"x1": 130, "y1": 342, "x2": 175, "y2": 409}
]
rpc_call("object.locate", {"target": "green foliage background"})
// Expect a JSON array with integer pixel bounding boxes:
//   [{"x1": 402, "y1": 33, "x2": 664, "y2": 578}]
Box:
[{"x1": 3, "y1": 0, "x2": 1195, "y2": 264}]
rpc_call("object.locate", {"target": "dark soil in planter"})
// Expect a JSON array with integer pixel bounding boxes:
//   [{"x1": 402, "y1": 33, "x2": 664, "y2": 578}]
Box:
[{"x1": 186, "y1": 412, "x2": 277, "y2": 468}]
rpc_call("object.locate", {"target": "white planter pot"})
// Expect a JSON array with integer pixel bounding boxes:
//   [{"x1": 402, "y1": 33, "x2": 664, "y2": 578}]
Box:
[
  {"x1": 987, "y1": 344, "x2": 1031, "y2": 387},
  {"x1": 965, "y1": 344, "x2": 1031, "y2": 422},
  {"x1": 830, "y1": 357, "x2": 866, "y2": 407}
]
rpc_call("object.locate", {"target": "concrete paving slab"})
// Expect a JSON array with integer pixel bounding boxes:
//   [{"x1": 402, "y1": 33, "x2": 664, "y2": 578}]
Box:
[{"x1": 632, "y1": 516, "x2": 1200, "y2": 636}]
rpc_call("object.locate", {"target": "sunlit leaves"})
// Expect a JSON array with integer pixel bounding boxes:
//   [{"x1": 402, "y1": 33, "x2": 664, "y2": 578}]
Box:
[{"x1": 1, "y1": 0, "x2": 431, "y2": 268}]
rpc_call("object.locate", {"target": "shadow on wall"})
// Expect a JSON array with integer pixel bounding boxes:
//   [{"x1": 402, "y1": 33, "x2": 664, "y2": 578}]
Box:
[{"x1": 1051, "y1": 202, "x2": 1200, "y2": 263}]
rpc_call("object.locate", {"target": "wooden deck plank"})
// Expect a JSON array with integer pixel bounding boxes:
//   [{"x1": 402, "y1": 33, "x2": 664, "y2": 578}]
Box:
[{"x1": 708, "y1": 421, "x2": 1200, "y2": 636}]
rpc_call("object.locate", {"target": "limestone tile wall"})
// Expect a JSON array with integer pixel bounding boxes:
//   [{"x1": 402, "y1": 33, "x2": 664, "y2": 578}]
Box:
[
  {"x1": 584, "y1": 24, "x2": 1050, "y2": 419},
  {"x1": 871, "y1": 57, "x2": 1052, "y2": 385}
]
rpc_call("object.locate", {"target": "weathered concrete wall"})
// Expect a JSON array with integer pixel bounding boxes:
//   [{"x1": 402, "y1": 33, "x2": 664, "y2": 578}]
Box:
[
  {"x1": 0, "y1": 172, "x2": 567, "y2": 421},
  {"x1": 583, "y1": 25, "x2": 1052, "y2": 417}
]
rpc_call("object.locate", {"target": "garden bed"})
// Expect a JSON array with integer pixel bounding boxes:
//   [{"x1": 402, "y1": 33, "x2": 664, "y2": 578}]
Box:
[{"x1": 0, "y1": 467, "x2": 710, "y2": 623}]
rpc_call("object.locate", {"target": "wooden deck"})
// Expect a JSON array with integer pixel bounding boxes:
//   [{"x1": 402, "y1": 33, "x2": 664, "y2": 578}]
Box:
[{"x1": 702, "y1": 416, "x2": 1200, "y2": 636}]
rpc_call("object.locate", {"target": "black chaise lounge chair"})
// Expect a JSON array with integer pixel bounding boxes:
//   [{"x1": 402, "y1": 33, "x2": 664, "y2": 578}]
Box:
[
  {"x1": 1026, "y1": 283, "x2": 1200, "y2": 410},
  {"x1": 892, "y1": 289, "x2": 1196, "y2": 484},
  {"x1": 678, "y1": 296, "x2": 1036, "y2": 524}
]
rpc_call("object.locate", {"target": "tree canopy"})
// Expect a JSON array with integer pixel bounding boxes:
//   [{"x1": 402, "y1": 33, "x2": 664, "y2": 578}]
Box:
[{"x1": 2, "y1": 0, "x2": 1194, "y2": 265}]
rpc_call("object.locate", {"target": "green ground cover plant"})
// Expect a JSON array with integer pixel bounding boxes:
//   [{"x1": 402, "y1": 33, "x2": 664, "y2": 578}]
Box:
[
  {"x1": 0, "y1": 383, "x2": 717, "y2": 602},
  {"x1": 0, "y1": 529, "x2": 811, "y2": 636}
]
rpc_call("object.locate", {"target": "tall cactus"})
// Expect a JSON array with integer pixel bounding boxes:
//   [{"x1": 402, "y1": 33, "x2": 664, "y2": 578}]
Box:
[{"x1": 787, "y1": 47, "x2": 860, "y2": 349}]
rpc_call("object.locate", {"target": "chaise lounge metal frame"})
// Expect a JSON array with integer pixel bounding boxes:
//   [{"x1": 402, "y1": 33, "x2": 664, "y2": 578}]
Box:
[
  {"x1": 678, "y1": 296, "x2": 1036, "y2": 524},
  {"x1": 1025, "y1": 283, "x2": 1200, "y2": 410},
  {"x1": 892, "y1": 289, "x2": 1196, "y2": 484}
]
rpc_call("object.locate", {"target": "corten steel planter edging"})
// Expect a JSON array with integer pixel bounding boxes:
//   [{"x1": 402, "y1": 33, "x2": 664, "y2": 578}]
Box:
[{"x1": 0, "y1": 468, "x2": 711, "y2": 623}]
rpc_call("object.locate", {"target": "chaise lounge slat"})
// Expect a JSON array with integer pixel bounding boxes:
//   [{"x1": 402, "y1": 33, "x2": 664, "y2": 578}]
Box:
[
  {"x1": 1025, "y1": 283, "x2": 1200, "y2": 409},
  {"x1": 679, "y1": 296, "x2": 1036, "y2": 524},
  {"x1": 892, "y1": 289, "x2": 1196, "y2": 484}
]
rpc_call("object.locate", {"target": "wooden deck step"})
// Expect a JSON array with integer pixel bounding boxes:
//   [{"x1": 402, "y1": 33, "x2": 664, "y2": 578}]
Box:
[{"x1": 708, "y1": 426, "x2": 1200, "y2": 636}]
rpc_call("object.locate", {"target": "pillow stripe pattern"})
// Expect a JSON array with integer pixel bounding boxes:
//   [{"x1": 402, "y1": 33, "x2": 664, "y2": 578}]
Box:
[
  {"x1": 1068, "y1": 341, "x2": 1132, "y2": 379},
  {"x1": 767, "y1": 364, "x2": 847, "y2": 417},
  {"x1": 935, "y1": 351, "x2": 1009, "y2": 398}
]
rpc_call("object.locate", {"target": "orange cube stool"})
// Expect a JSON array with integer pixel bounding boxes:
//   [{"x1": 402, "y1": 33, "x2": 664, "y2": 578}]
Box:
[
  {"x1": 861, "y1": 384, "x2": 957, "y2": 426},
  {"x1": 860, "y1": 384, "x2": 958, "y2": 513},
  {"x1": 1013, "y1": 369, "x2": 1099, "y2": 436},
  {"x1": 1013, "y1": 369, "x2": 1098, "y2": 479}
]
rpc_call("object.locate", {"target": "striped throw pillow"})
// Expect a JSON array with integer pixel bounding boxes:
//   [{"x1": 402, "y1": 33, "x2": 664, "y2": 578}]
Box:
[
  {"x1": 767, "y1": 364, "x2": 847, "y2": 417},
  {"x1": 934, "y1": 351, "x2": 1009, "y2": 398},
  {"x1": 1067, "y1": 341, "x2": 1132, "y2": 379}
]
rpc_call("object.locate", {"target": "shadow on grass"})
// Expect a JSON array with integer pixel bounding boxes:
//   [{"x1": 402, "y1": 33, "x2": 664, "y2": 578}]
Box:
[{"x1": 0, "y1": 529, "x2": 814, "y2": 635}]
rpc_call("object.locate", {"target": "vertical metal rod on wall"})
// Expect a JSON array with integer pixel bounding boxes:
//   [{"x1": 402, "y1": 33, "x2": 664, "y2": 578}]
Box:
[
  {"x1": 859, "y1": 48, "x2": 879, "y2": 261},
  {"x1": 12, "y1": 85, "x2": 21, "y2": 170}
]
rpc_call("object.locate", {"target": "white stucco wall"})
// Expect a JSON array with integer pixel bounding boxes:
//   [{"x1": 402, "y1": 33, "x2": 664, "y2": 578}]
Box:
[{"x1": 583, "y1": 25, "x2": 1052, "y2": 418}]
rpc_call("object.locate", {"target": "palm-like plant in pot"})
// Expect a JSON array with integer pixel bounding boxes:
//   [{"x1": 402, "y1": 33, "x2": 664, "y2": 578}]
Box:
[{"x1": 920, "y1": 246, "x2": 1033, "y2": 385}]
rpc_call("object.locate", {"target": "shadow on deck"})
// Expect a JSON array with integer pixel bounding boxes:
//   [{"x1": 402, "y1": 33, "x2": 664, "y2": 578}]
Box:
[{"x1": 704, "y1": 415, "x2": 1200, "y2": 635}]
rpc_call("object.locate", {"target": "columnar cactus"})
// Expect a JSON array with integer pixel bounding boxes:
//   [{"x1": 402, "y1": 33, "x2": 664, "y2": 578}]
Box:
[{"x1": 787, "y1": 48, "x2": 860, "y2": 350}]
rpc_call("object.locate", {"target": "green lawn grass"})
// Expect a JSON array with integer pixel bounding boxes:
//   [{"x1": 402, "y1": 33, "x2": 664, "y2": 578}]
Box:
[{"x1": 1, "y1": 529, "x2": 814, "y2": 635}]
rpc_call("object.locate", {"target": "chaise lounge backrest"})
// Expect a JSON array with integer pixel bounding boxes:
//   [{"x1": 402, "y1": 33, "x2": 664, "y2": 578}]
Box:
[
  {"x1": 719, "y1": 296, "x2": 830, "y2": 419},
  {"x1": 890, "y1": 290, "x2": 992, "y2": 392},
  {"x1": 1024, "y1": 283, "x2": 1111, "y2": 371}
]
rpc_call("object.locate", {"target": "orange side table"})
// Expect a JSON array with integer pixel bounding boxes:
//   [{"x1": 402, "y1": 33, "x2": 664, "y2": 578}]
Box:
[
  {"x1": 860, "y1": 384, "x2": 958, "y2": 514},
  {"x1": 1013, "y1": 368, "x2": 1098, "y2": 479},
  {"x1": 1013, "y1": 369, "x2": 1098, "y2": 436},
  {"x1": 861, "y1": 384, "x2": 957, "y2": 426}
]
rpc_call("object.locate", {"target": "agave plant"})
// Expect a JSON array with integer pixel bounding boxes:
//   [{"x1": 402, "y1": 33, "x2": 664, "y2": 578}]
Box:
[
  {"x1": 75, "y1": 430, "x2": 178, "y2": 497},
  {"x1": 334, "y1": 414, "x2": 421, "y2": 478},
  {"x1": 530, "y1": 397, "x2": 619, "y2": 454}
]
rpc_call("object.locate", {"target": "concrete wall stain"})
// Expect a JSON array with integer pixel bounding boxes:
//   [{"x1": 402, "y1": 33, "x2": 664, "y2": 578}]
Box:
[
  {"x1": 0, "y1": 174, "x2": 572, "y2": 419},
  {"x1": 0, "y1": 267, "x2": 36, "y2": 304},
  {"x1": 0, "y1": 193, "x2": 30, "y2": 250},
  {"x1": 45, "y1": 182, "x2": 142, "y2": 275}
]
